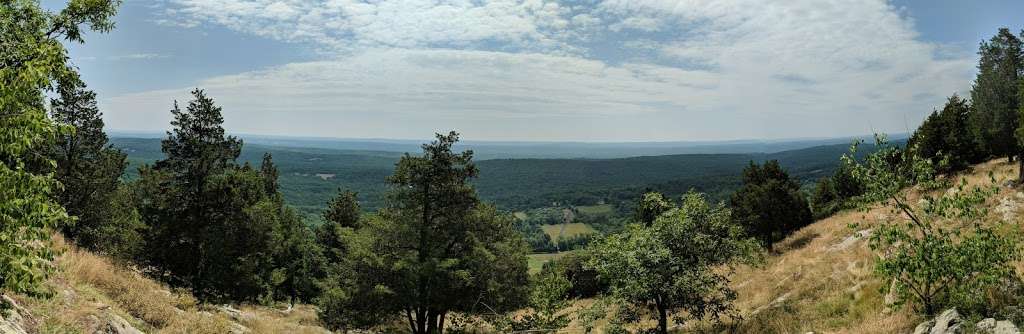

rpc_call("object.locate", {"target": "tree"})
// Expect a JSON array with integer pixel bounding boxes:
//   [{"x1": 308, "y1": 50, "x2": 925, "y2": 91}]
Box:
[
  {"x1": 259, "y1": 152, "x2": 279, "y2": 195},
  {"x1": 971, "y1": 28, "x2": 1022, "y2": 164},
  {"x1": 729, "y1": 160, "x2": 813, "y2": 249},
  {"x1": 633, "y1": 191, "x2": 671, "y2": 226},
  {"x1": 845, "y1": 135, "x2": 1021, "y2": 315},
  {"x1": 48, "y1": 79, "x2": 139, "y2": 255},
  {"x1": 318, "y1": 132, "x2": 530, "y2": 334},
  {"x1": 500, "y1": 270, "x2": 573, "y2": 333},
  {"x1": 140, "y1": 89, "x2": 243, "y2": 294},
  {"x1": 315, "y1": 189, "x2": 360, "y2": 266},
  {"x1": 588, "y1": 192, "x2": 760, "y2": 334},
  {"x1": 910, "y1": 95, "x2": 981, "y2": 173},
  {"x1": 137, "y1": 90, "x2": 311, "y2": 302},
  {"x1": 0, "y1": 0, "x2": 119, "y2": 300}
]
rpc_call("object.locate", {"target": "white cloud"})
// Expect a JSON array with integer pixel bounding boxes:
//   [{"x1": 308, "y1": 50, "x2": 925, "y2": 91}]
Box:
[
  {"x1": 108, "y1": 53, "x2": 171, "y2": 60},
  {"x1": 119, "y1": 0, "x2": 977, "y2": 141}
]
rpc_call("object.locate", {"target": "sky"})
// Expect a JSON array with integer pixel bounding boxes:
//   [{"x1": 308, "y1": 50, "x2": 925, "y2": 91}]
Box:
[{"x1": 50, "y1": 0, "x2": 1024, "y2": 142}]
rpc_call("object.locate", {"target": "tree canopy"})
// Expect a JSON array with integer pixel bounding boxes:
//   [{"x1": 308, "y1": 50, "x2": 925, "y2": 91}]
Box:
[
  {"x1": 589, "y1": 192, "x2": 760, "y2": 334},
  {"x1": 729, "y1": 160, "x2": 813, "y2": 249},
  {"x1": 1, "y1": 0, "x2": 120, "y2": 300}
]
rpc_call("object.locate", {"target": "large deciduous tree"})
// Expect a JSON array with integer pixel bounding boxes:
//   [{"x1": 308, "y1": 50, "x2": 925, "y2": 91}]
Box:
[
  {"x1": 1, "y1": 0, "x2": 119, "y2": 299},
  {"x1": 588, "y1": 192, "x2": 760, "y2": 334}
]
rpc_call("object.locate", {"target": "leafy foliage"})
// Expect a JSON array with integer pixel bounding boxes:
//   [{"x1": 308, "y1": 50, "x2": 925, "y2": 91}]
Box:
[
  {"x1": 0, "y1": 0, "x2": 119, "y2": 299},
  {"x1": 810, "y1": 162, "x2": 865, "y2": 219},
  {"x1": 729, "y1": 160, "x2": 813, "y2": 249},
  {"x1": 845, "y1": 135, "x2": 1022, "y2": 316},
  {"x1": 498, "y1": 270, "x2": 574, "y2": 333},
  {"x1": 588, "y1": 192, "x2": 760, "y2": 334}
]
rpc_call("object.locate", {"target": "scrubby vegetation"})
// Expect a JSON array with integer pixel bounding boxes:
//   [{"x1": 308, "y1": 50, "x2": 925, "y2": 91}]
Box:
[{"x1": 5, "y1": 1, "x2": 1024, "y2": 333}]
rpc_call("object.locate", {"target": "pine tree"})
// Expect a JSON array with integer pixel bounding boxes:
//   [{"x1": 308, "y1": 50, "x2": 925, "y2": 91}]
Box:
[
  {"x1": 317, "y1": 132, "x2": 531, "y2": 333},
  {"x1": 911, "y1": 95, "x2": 981, "y2": 173},
  {"x1": 729, "y1": 160, "x2": 813, "y2": 249},
  {"x1": 971, "y1": 28, "x2": 1022, "y2": 163},
  {"x1": 48, "y1": 79, "x2": 138, "y2": 254}
]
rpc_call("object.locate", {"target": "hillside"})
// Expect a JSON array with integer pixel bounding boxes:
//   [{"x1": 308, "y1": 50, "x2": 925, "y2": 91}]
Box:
[
  {"x1": 646, "y1": 159, "x2": 1021, "y2": 333},
  {"x1": 110, "y1": 137, "x2": 885, "y2": 217},
  {"x1": 0, "y1": 235, "x2": 330, "y2": 334},
  {"x1": 4, "y1": 159, "x2": 1017, "y2": 334}
]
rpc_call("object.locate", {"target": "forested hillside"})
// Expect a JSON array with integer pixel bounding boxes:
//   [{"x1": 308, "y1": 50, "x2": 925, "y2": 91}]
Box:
[
  {"x1": 111, "y1": 137, "x2": 887, "y2": 216},
  {"x1": 5, "y1": 1, "x2": 1024, "y2": 334}
]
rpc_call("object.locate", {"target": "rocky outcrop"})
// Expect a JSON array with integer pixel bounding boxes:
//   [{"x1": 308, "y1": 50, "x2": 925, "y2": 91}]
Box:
[
  {"x1": 80, "y1": 305, "x2": 145, "y2": 334},
  {"x1": 975, "y1": 317, "x2": 1021, "y2": 334},
  {"x1": 913, "y1": 309, "x2": 1021, "y2": 334},
  {"x1": 0, "y1": 296, "x2": 28, "y2": 334},
  {"x1": 88, "y1": 311, "x2": 144, "y2": 334}
]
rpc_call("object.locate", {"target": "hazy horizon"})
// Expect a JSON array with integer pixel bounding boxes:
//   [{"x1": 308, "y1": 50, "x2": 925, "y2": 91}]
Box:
[{"x1": 52, "y1": 0, "x2": 1024, "y2": 141}]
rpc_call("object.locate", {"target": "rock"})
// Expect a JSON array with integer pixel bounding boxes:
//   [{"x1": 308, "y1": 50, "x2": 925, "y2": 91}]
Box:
[
  {"x1": 994, "y1": 320, "x2": 1020, "y2": 334},
  {"x1": 229, "y1": 322, "x2": 249, "y2": 334},
  {"x1": 914, "y1": 321, "x2": 935, "y2": 334},
  {"x1": 929, "y1": 309, "x2": 962, "y2": 334},
  {"x1": 914, "y1": 309, "x2": 965, "y2": 334},
  {"x1": 978, "y1": 319, "x2": 997, "y2": 332},
  {"x1": 219, "y1": 305, "x2": 256, "y2": 323},
  {"x1": 92, "y1": 311, "x2": 144, "y2": 334},
  {"x1": 0, "y1": 296, "x2": 28, "y2": 334},
  {"x1": 828, "y1": 229, "x2": 872, "y2": 252}
]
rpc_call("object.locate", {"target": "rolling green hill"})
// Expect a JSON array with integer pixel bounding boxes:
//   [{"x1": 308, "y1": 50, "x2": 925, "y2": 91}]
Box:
[{"x1": 111, "y1": 137, "x2": 885, "y2": 219}]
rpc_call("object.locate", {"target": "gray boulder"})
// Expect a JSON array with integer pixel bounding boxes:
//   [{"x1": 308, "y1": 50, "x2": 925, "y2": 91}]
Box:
[{"x1": 913, "y1": 309, "x2": 963, "y2": 334}]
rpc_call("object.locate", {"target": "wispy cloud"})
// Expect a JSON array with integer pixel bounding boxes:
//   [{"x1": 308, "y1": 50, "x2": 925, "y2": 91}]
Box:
[
  {"x1": 109, "y1": 0, "x2": 977, "y2": 141},
  {"x1": 108, "y1": 53, "x2": 172, "y2": 61}
]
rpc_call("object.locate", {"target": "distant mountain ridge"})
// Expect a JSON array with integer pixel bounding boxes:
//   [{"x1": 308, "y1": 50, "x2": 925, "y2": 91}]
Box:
[
  {"x1": 109, "y1": 131, "x2": 907, "y2": 159},
  {"x1": 111, "y1": 135, "x2": 896, "y2": 217}
]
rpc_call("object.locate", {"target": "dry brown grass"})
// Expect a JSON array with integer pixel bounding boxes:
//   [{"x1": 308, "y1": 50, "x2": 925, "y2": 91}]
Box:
[
  {"x1": 18, "y1": 235, "x2": 235, "y2": 333},
  {"x1": 545, "y1": 159, "x2": 1024, "y2": 334}
]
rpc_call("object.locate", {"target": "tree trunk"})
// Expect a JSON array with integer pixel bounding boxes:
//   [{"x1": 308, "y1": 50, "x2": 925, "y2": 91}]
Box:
[
  {"x1": 1018, "y1": 154, "x2": 1023, "y2": 184},
  {"x1": 658, "y1": 305, "x2": 668, "y2": 334}
]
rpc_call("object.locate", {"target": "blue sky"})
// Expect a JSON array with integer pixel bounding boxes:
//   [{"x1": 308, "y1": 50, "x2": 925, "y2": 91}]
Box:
[{"x1": 51, "y1": 0, "x2": 1024, "y2": 141}]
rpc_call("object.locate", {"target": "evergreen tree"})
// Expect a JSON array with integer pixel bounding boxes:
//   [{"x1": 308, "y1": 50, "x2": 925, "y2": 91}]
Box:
[
  {"x1": 729, "y1": 160, "x2": 813, "y2": 249},
  {"x1": 141, "y1": 89, "x2": 242, "y2": 294},
  {"x1": 138, "y1": 90, "x2": 310, "y2": 302},
  {"x1": 48, "y1": 79, "x2": 140, "y2": 255},
  {"x1": 971, "y1": 28, "x2": 1022, "y2": 163},
  {"x1": 910, "y1": 95, "x2": 981, "y2": 173},
  {"x1": 316, "y1": 189, "x2": 361, "y2": 265},
  {"x1": 318, "y1": 132, "x2": 530, "y2": 334},
  {"x1": 260, "y1": 152, "x2": 279, "y2": 195},
  {"x1": 0, "y1": 0, "x2": 119, "y2": 300}
]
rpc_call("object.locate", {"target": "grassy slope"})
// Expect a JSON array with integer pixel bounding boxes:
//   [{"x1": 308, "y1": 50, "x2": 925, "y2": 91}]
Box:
[
  {"x1": 551, "y1": 159, "x2": 1022, "y2": 333},
  {"x1": 16, "y1": 154, "x2": 1010, "y2": 334},
  {"x1": 9, "y1": 235, "x2": 329, "y2": 334},
  {"x1": 540, "y1": 223, "x2": 598, "y2": 241}
]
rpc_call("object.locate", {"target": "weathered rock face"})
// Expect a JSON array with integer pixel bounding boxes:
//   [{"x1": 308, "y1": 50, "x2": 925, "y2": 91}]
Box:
[
  {"x1": 88, "y1": 311, "x2": 145, "y2": 334},
  {"x1": 974, "y1": 317, "x2": 1021, "y2": 334},
  {"x1": 0, "y1": 296, "x2": 28, "y2": 334},
  {"x1": 0, "y1": 311, "x2": 27, "y2": 334},
  {"x1": 914, "y1": 309, "x2": 1022, "y2": 334}
]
